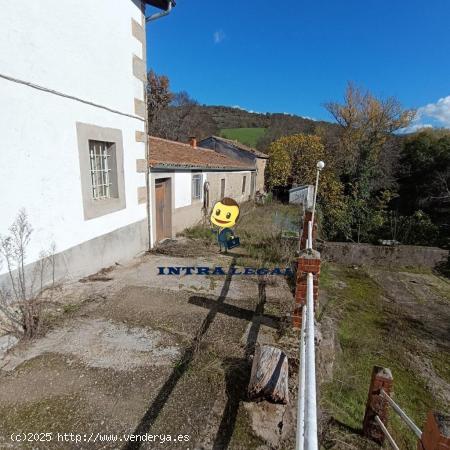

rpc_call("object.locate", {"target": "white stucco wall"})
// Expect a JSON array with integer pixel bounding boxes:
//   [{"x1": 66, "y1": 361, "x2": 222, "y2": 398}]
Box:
[
  {"x1": 0, "y1": 0, "x2": 147, "y2": 276},
  {"x1": 0, "y1": 0, "x2": 144, "y2": 115},
  {"x1": 205, "y1": 170, "x2": 253, "y2": 205},
  {"x1": 150, "y1": 169, "x2": 253, "y2": 245},
  {"x1": 174, "y1": 173, "x2": 192, "y2": 208}
]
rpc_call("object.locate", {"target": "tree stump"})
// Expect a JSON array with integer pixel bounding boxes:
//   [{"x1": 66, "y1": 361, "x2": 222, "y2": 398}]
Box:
[{"x1": 248, "y1": 345, "x2": 289, "y2": 404}]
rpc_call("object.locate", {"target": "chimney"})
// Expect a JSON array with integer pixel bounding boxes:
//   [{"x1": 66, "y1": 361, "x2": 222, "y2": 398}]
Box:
[{"x1": 189, "y1": 136, "x2": 197, "y2": 148}]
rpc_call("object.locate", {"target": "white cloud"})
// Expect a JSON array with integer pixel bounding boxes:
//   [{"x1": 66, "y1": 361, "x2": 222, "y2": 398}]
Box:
[
  {"x1": 417, "y1": 95, "x2": 450, "y2": 126},
  {"x1": 401, "y1": 95, "x2": 450, "y2": 133},
  {"x1": 213, "y1": 29, "x2": 226, "y2": 44},
  {"x1": 231, "y1": 105, "x2": 261, "y2": 114}
]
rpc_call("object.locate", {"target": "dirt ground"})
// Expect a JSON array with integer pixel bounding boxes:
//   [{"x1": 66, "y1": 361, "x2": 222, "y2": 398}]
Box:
[{"x1": 0, "y1": 240, "x2": 298, "y2": 450}]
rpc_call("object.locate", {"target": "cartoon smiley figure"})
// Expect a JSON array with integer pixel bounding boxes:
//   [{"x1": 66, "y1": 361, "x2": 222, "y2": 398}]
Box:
[
  {"x1": 210, "y1": 197, "x2": 240, "y2": 228},
  {"x1": 210, "y1": 197, "x2": 240, "y2": 251}
]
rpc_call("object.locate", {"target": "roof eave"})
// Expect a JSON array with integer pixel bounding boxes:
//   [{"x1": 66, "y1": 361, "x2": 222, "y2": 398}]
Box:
[
  {"x1": 206, "y1": 136, "x2": 269, "y2": 159},
  {"x1": 149, "y1": 163, "x2": 255, "y2": 172},
  {"x1": 144, "y1": 0, "x2": 173, "y2": 11}
]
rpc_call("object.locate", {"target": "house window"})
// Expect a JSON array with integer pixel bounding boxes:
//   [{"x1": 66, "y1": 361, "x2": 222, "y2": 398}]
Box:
[
  {"x1": 89, "y1": 140, "x2": 118, "y2": 200},
  {"x1": 220, "y1": 178, "x2": 225, "y2": 198},
  {"x1": 76, "y1": 122, "x2": 126, "y2": 220},
  {"x1": 242, "y1": 175, "x2": 247, "y2": 194},
  {"x1": 192, "y1": 174, "x2": 202, "y2": 200}
]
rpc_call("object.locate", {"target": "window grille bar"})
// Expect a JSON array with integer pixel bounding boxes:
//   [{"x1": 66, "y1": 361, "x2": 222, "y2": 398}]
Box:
[{"x1": 89, "y1": 141, "x2": 113, "y2": 200}]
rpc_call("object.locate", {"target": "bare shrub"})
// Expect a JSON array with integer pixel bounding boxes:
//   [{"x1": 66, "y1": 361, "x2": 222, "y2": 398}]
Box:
[{"x1": 0, "y1": 209, "x2": 56, "y2": 339}]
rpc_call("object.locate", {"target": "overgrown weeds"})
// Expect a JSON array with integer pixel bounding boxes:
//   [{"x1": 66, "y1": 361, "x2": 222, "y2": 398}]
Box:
[
  {"x1": 0, "y1": 209, "x2": 56, "y2": 339},
  {"x1": 181, "y1": 200, "x2": 301, "y2": 267}
]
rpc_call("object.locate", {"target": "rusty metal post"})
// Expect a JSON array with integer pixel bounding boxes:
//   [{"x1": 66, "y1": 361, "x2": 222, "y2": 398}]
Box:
[
  {"x1": 417, "y1": 411, "x2": 450, "y2": 450},
  {"x1": 362, "y1": 366, "x2": 393, "y2": 444}
]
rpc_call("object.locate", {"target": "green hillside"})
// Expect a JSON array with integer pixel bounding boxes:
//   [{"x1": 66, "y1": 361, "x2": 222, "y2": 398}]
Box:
[{"x1": 220, "y1": 127, "x2": 266, "y2": 147}]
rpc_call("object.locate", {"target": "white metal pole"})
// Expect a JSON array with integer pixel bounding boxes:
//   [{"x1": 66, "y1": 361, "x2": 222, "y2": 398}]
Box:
[
  {"x1": 375, "y1": 416, "x2": 400, "y2": 450},
  {"x1": 296, "y1": 304, "x2": 307, "y2": 450},
  {"x1": 307, "y1": 221, "x2": 313, "y2": 250},
  {"x1": 304, "y1": 272, "x2": 318, "y2": 450},
  {"x1": 380, "y1": 390, "x2": 422, "y2": 439},
  {"x1": 311, "y1": 161, "x2": 325, "y2": 232}
]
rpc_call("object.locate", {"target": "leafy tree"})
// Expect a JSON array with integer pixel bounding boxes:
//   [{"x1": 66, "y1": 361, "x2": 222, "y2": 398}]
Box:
[
  {"x1": 396, "y1": 129, "x2": 450, "y2": 247},
  {"x1": 146, "y1": 70, "x2": 173, "y2": 126},
  {"x1": 324, "y1": 83, "x2": 415, "y2": 241},
  {"x1": 147, "y1": 71, "x2": 218, "y2": 141},
  {"x1": 325, "y1": 82, "x2": 415, "y2": 197},
  {"x1": 398, "y1": 129, "x2": 450, "y2": 211},
  {"x1": 266, "y1": 134, "x2": 349, "y2": 239},
  {"x1": 171, "y1": 90, "x2": 198, "y2": 107},
  {"x1": 266, "y1": 134, "x2": 327, "y2": 189}
]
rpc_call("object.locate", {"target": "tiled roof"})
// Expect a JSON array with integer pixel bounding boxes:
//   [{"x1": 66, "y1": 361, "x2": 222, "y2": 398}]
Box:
[
  {"x1": 149, "y1": 136, "x2": 255, "y2": 170},
  {"x1": 206, "y1": 136, "x2": 269, "y2": 159}
]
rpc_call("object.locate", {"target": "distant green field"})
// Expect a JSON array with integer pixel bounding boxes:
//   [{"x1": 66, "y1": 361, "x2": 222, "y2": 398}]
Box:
[{"x1": 220, "y1": 127, "x2": 266, "y2": 147}]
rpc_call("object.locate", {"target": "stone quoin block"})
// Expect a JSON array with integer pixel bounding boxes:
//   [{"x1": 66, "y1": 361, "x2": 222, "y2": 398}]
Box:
[
  {"x1": 136, "y1": 159, "x2": 147, "y2": 173},
  {"x1": 137, "y1": 186, "x2": 147, "y2": 204},
  {"x1": 135, "y1": 130, "x2": 146, "y2": 143}
]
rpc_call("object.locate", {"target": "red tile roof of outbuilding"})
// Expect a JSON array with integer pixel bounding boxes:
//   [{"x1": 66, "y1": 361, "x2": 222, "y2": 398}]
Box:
[{"x1": 149, "y1": 136, "x2": 255, "y2": 170}]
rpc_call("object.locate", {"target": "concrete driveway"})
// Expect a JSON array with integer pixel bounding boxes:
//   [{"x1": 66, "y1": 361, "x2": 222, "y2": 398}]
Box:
[{"x1": 0, "y1": 245, "x2": 296, "y2": 450}]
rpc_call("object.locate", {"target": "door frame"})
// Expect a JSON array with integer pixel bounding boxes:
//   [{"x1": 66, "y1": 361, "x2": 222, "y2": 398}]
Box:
[{"x1": 153, "y1": 177, "x2": 172, "y2": 243}]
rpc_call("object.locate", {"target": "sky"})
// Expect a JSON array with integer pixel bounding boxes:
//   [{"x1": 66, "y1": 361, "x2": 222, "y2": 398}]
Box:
[{"x1": 145, "y1": 0, "x2": 450, "y2": 129}]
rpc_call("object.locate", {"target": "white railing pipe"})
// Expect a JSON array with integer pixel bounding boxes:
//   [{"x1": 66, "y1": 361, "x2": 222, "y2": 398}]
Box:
[
  {"x1": 380, "y1": 389, "x2": 422, "y2": 438},
  {"x1": 375, "y1": 415, "x2": 400, "y2": 450},
  {"x1": 304, "y1": 272, "x2": 318, "y2": 449},
  {"x1": 307, "y1": 221, "x2": 313, "y2": 250},
  {"x1": 295, "y1": 305, "x2": 307, "y2": 450}
]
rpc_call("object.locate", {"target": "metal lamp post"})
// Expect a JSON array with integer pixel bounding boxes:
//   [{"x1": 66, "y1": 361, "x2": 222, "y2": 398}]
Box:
[{"x1": 307, "y1": 161, "x2": 325, "y2": 249}]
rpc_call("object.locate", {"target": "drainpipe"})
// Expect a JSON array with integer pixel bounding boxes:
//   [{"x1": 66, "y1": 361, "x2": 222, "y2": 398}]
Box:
[
  {"x1": 146, "y1": 0, "x2": 174, "y2": 22},
  {"x1": 143, "y1": 0, "x2": 175, "y2": 250}
]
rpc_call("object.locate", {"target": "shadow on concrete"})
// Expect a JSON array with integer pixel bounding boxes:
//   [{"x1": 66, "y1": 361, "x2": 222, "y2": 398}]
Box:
[
  {"x1": 123, "y1": 257, "x2": 237, "y2": 450},
  {"x1": 211, "y1": 277, "x2": 268, "y2": 449},
  {"x1": 123, "y1": 265, "x2": 272, "y2": 450}
]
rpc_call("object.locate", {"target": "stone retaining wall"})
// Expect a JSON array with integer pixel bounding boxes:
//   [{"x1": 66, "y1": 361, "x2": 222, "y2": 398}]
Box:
[{"x1": 318, "y1": 242, "x2": 449, "y2": 269}]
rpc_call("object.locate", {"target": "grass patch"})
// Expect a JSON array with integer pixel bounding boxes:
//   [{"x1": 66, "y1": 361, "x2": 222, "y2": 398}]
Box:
[
  {"x1": 181, "y1": 224, "x2": 216, "y2": 242},
  {"x1": 220, "y1": 128, "x2": 266, "y2": 147},
  {"x1": 321, "y1": 263, "x2": 442, "y2": 449},
  {"x1": 179, "y1": 201, "x2": 301, "y2": 268},
  {"x1": 234, "y1": 201, "x2": 300, "y2": 266},
  {"x1": 63, "y1": 303, "x2": 80, "y2": 314}
]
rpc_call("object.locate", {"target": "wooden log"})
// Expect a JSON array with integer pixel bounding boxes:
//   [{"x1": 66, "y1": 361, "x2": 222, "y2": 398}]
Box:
[{"x1": 248, "y1": 344, "x2": 289, "y2": 404}]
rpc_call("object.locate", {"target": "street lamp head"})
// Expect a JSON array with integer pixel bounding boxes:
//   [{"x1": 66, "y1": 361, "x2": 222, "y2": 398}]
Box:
[{"x1": 317, "y1": 160, "x2": 325, "y2": 171}]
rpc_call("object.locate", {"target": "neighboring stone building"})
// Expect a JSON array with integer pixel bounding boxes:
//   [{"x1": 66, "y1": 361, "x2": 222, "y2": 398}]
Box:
[
  {"x1": 198, "y1": 136, "x2": 269, "y2": 194},
  {"x1": 149, "y1": 136, "x2": 255, "y2": 242},
  {"x1": 0, "y1": 1, "x2": 170, "y2": 282}
]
